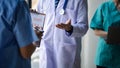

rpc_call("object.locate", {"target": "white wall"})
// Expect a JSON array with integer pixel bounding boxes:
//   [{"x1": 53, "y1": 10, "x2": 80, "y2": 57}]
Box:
[{"x1": 81, "y1": 0, "x2": 107, "y2": 68}]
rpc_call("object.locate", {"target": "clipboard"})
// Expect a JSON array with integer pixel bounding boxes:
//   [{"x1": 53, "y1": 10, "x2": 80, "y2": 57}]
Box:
[
  {"x1": 31, "y1": 11, "x2": 45, "y2": 31},
  {"x1": 107, "y1": 26, "x2": 120, "y2": 45}
]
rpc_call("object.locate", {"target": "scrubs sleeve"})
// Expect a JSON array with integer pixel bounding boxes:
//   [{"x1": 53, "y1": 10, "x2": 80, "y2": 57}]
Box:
[
  {"x1": 13, "y1": 1, "x2": 38, "y2": 47},
  {"x1": 90, "y1": 5, "x2": 104, "y2": 30},
  {"x1": 70, "y1": 0, "x2": 88, "y2": 37}
]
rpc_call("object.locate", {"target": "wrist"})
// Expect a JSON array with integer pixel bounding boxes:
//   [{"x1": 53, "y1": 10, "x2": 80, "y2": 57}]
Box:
[
  {"x1": 66, "y1": 25, "x2": 73, "y2": 32},
  {"x1": 33, "y1": 40, "x2": 40, "y2": 47}
]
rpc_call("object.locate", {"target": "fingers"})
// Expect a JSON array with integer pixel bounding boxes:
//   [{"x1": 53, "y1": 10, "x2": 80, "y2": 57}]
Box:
[
  {"x1": 34, "y1": 25, "x2": 43, "y2": 40},
  {"x1": 56, "y1": 23, "x2": 72, "y2": 31},
  {"x1": 56, "y1": 19, "x2": 72, "y2": 31},
  {"x1": 56, "y1": 23, "x2": 66, "y2": 29},
  {"x1": 30, "y1": 9, "x2": 37, "y2": 12},
  {"x1": 66, "y1": 19, "x2": 71, "y2": 25},
  {"x1": 36, "y1": 31, "x2": 43, "y2": 40},
  {"x1": 30, "y1": 9, "x2": 39, "y2": 14},
  {"x1": 34, "y1": 31, "x2": 43, "y2": 47}
]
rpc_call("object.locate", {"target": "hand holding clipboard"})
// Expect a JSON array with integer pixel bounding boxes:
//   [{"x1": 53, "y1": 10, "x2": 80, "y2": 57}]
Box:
[
  {"x1": 30, "y1": 9, "x2": 45, "y2": 47},
  {"x1": 30, "y1": 9, "x2": 45, "y2": 31}
]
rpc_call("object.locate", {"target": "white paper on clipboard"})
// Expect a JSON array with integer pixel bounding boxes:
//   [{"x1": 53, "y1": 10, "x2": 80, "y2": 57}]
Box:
[{"x1": 31, "y1": 11, "x2": 45, "y2": 31}]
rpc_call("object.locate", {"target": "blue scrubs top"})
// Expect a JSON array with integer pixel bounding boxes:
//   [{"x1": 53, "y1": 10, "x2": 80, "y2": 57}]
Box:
[
  {"x1": 0, "y1": 0, "x2": 38, "y2": 68},
  {"x1": 90, "y1": 0, "x2": 120, "y2": 68}
]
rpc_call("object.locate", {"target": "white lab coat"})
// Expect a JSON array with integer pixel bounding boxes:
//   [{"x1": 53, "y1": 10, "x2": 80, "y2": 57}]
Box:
[{"x1": 36, "y1": 0, "x2": 88, "y2": 68}]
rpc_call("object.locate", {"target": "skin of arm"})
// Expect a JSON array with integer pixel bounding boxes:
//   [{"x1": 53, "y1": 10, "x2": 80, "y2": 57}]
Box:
[
  {"x1": 20, "y1": 30, "x2": 43, "y2": 59},
  {"x1": 14, "y1": 1, "x2": 43, "y2": 59},
  {"x1": 20, "y1": 43, "x2": 36, "y2": 59},
  {"x1": 94, "y1": 29, "x2": 108, "y2": 40}
]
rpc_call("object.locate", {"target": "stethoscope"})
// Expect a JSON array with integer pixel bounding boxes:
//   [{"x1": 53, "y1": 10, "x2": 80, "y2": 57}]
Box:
[{"x1": 59, "y1": 0, "x2": 68, "y2": 15}]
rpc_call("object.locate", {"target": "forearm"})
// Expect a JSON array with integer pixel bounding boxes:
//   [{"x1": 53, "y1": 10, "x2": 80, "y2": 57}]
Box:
[
  {"x1": 94, "y1": 29, "x2": 108, "y2": 38},
  {"x1": 20, "y1": 39, "x2": 42, "y2": 59},
  {"x1": 20, "y1": 31, "x2": 42, "y2": 59},
  {"x1": 20, "y1": 43, "x2": 36, "y2": 59}
]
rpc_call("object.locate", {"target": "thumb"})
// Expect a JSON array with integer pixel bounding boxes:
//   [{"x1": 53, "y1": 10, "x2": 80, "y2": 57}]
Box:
[{"x1": 66, "y1": 19, "x2": 71, "y2": 25}]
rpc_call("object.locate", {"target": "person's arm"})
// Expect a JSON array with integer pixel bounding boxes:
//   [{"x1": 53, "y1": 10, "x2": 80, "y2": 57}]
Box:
[
  {"x1": 13, "y1": 1, "x2": 42, "y2": 59},
  {"x1": 56, "y1": 0, "x2": 88, "y2": 37},
  {"x1": 20, "y1": 43, "x2": 36, "y2": 59},
  {"x1": 94, "y1": 29, "x2": 108, "y2": 39},
  {"x1": 71, "y1": 0, "x2": 88, "y2": 37},
  {"x1": 20, "y1": 31, "x2": 43, "y2": 59}
]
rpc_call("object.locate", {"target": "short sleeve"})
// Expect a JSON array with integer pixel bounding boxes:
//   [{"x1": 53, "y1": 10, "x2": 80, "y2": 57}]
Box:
[
  {"x1": 90, "y1": 5, "x2": 104, "y2": 30},
  {"x1": 13, "y1": 1, "x2": 38, "y2": 47}
]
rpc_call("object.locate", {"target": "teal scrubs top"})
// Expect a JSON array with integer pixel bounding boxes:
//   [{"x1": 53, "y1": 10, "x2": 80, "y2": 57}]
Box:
[
  {"x1": 0, "y1": 0, "x2": 38, "y2": 68},
  {"x1": 90, "y1": 0, "x2": 120, "y2": 68}
]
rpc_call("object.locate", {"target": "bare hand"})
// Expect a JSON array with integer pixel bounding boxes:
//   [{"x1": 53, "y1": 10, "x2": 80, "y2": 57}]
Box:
[
  {"x1": 56, "y1": 19, "x2": 72, "y2": 31},
  {"x1": 30, "y1": 9, "x2": 40, "y2": 14},
  {"x1": 33, "y1": 25, "x2": 43, "y2": 39}
]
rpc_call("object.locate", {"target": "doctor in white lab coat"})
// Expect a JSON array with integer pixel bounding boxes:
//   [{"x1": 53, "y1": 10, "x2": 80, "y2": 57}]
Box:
[{"x1": 36, "y1": 0, "x2": 88, "y2": 68}]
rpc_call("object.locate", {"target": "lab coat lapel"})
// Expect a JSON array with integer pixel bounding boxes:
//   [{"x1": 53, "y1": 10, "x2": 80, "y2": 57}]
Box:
[{"x1": 55, "y1": 0, "x2": 64, "y2": 10}]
